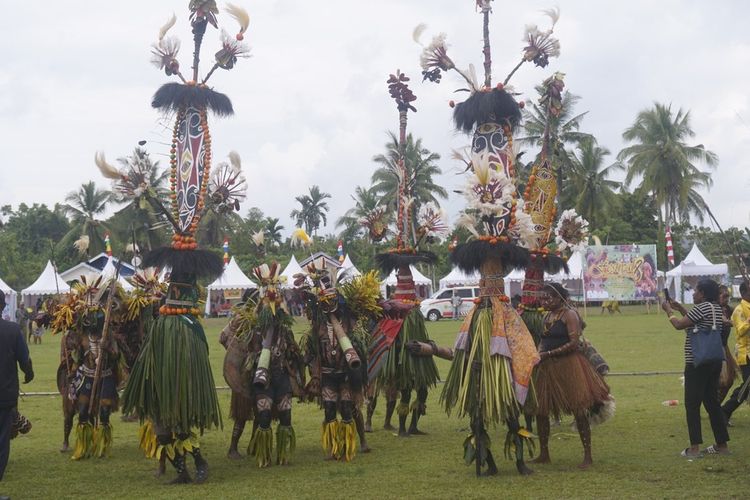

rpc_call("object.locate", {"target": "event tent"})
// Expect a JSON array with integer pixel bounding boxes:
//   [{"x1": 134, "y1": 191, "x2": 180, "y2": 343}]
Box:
[
  {"x1": 205, "y1": 257, "x2": 257, "y2": 315},
  {"x1": 100, "y1": 257, "x2": 134, "y2": 291},
  {"x1": 381, "y1": 265, "x2": 433, "y2": 297},
  {"x1": 280, "y1": 255, "x2": 305, "y2": 288},
  {"x1": 0, "y1": 275, "x2": 17, "y2": 321},
  {"x1": 438, "y1": 267, "x2": 480, "y2": 289},
  {"x1": 666, "y1": 243, "x2": 728, "y2": 303},
  {"x1": 21, "y1": 260, "x2": 70, "y2": 308},
  {"x1": 337, "y1": 254, "x2": 362, "y2": 283},
  {"x1": 504, "y1": 250, "x2": 585, "y2": 298}
]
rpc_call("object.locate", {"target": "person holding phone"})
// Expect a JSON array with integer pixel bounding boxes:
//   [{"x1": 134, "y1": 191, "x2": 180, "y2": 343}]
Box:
[{"x1": 662, "y1": 278, "x2": 730, "y2": 457}]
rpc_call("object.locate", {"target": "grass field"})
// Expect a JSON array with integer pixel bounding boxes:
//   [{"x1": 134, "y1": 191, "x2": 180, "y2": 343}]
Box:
[{"x1": 4, "y1": 306, "x2": 750, "y2": 499}]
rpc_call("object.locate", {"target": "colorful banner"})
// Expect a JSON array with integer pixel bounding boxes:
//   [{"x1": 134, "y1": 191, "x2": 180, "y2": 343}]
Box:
[{"x1": 583, "y1": 244, "x2": 658, "y2": 301}]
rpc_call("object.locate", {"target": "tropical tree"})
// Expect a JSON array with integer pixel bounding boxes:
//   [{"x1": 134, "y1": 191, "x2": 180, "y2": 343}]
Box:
[
  {"x1": 370, "y1": 132, "x2": 447, "y2": 244},
  {"x1": 518, "y1": 87, "x2": 592, "y2": 205},
  {"x1": 60, "y1": 181, "x2": 112, "y2": 257},
  {"x1": 618, "y1": 103, "x2": 718, "y2": 225},
  {"x1": 335, "y1": 185, "x2": 390, "y2": 241},
  {"x1": 564, "y1": 138, "x2": 623, "y2": 229},
  {"x1": 264, "y1": 217, "x2": 285, "y2": 247},
  {"x1": 289, "y1": 185, "x2": 331, "y2": 236}
]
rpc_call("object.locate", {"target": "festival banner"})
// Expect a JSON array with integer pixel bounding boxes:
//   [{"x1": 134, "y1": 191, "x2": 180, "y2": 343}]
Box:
[{"x1": 583, "y1": 244, "x2": 658, "y2": 301}]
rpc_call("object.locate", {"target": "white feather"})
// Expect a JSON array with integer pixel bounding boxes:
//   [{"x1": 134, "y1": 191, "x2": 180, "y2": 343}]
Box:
[
  {"x1": 158, "y1": 13, "x2": 177, "y2": 41},
  {"x1": 541, "y1": 7, "x2": 560, "y2": 28},
  {"x1": 225, "y1": 3, "x2": 250, "y2": 34},
  {"x1": 227, "y1": 151, "x2": 242, "y2": 173},
  {"x1": 94, "y1": 151, "x2": 120, "y2": 180},
  {"x1": 467, "y1": 64, "x2": 479, "y2": 91},
  {"x1": 412, "y1": 23, "x2": 427, "y2": 45}
]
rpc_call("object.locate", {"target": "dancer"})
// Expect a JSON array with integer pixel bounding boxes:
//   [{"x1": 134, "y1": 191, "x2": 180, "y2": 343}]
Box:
[
  {"x1": 367, "y1": 70, "x2": 445, "y2": 437},
  {"x1": 722, "y1": 282, "x2": 750, "y2": 423},
  {"x1": 296, "y1": 259, "x2": 379, "y2": 461},
  {"x1": 533, "y1": 283, "x2": 610, "y2": 469},
  {"x1": 121, "y1": 2, "x2": 251, "y2": 484}
]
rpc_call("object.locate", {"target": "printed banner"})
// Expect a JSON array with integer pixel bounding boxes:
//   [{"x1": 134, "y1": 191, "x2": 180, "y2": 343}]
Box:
[{"x1": 583, "y1": 244, "x2": 658, "y2": 301}]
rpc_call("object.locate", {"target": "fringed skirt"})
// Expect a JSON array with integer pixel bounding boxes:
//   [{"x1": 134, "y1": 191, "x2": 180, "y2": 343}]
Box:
[
  {"x1": 230, "y1": 391, "x2": 255, "y2": 422},
  {"x1": 379, "y1": 308, "x2": 439, "y2": 392},
  {"x1": 534, "y1": 351, "x2": 610, "y2": 419},
  {"x1": 122, "y1": 314, "x2": 222, "y2": 432}
]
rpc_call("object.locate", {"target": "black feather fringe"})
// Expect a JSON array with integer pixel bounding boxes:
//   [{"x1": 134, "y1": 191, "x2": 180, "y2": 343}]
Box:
[
  {"x1": 529, "y1": 253, "x2": 569, "y2": 274},
  {"x1": 143, "y1": 246, "x2": 224, "y2": 280},
  {"x1": 152, "y1": 83, "x2": 234, "y2": 117},
  {"x1": 450, "y1": 241, "x2": 530, "y2": 273},
  {"x1": 453, "y1": 89, "x2": 522, "y2": 134},
  {"x1": 375, "y1": 251, "x2": 437, "y2": 275}
]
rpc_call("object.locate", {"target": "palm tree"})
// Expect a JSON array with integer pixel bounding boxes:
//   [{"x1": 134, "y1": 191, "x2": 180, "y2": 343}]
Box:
[
  {"x1": 565, "y1": 138, "x2": 623, "y2": 229},
  {"x1": 289, "y1": 185, "x2": 331, "y2": 236},
  {"x1": 371, "y1": 132, "x2": 447, "y2": 244},
  {"x1": 264, "y1": 217, "x2": 285, "y2": 247},
  {"x1": 335, "y1": 186, "x2": 390, "y2": 241},
  {"x1": 519, "y1": 88, "x2": 592, "y2": 205},
  {"x1": 60, "y1": 181, "x2": 112, "y2": 257}
]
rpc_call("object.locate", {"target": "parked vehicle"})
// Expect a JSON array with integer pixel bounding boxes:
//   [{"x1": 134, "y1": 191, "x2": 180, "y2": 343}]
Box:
[{"x1": 419, "y1": 286, "x2": 480, "y2": 321}]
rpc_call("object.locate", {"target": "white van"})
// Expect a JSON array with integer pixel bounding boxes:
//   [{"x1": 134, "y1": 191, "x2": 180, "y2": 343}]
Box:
[{"x1": 419, "y1": 286, "x2": 480, "y2": 321}]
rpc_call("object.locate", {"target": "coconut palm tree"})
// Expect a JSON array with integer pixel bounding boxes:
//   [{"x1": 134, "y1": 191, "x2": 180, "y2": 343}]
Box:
[
  {"x1": 565, "y1": 138, "x2": 623, "y2": 229},
  {"x1": 619, "y1": 103, "x2": 717, "y2": 225},
  {"x1": 518, "y1": 88, "x2": 592, "y2": 205},
  {"x1": 289, "y1": 185, "x2": 331, "y2": 236},
  {"x1": 264, "y1": 217, "x2": 285, "y2": 247},
  {"x1": 335, "y1": 185, "x2": 390, "y2": 241},
  {"x1": 60, "y1": 181, "x2": 112, "y2": 257},
  {"x1": 371, "y1": 132, "x2": 447, "y2": 245}
]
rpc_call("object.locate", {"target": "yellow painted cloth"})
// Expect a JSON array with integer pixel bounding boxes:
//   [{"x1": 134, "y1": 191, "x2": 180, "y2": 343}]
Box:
[{"x1": 732, "y1": 299, "x2": 750, "y2": 365}]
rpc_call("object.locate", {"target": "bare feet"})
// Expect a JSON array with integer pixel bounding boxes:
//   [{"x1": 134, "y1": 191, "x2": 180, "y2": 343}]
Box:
[
  {"x1": 383, "y1": 423, "x2": 396, "y2": 431},
  {"x1": 398, "y1": 430, "x2": 411, "y2": 438},
  {"x1": 516, "y1": 461, "x2": 534, "y2": 475},
  {"x1": 227, "y1": 449, "x2": 243, "y2": 460},
  {"x1": 60, "y1": 443, "x2": 69, "y2": 453},
  {"x1": 578, "y1": 458, "x2": 592, "y2": 470},
  {"x1": 480, "y1": 466, "x2": 498, "y2": 477},
  {"x1": 364, "y1": 423, "x2": 373, "y2": 433},
  {"x1": 530, "y1": 454, "x2": 550, "y2": 464},
  {"x1": 408, "y1": 428, "x2": 427, "y2": 436},
  {"x1": 361, "y1": 443, "x2": 372, "y2": 453}
]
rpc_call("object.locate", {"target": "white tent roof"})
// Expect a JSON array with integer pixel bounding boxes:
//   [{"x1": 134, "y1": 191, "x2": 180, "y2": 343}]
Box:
[
  {"x1": 207, "y1": 257, "x2": 257, "y2": 290},
  {"x1": 439, "y1": 267, "x2": 480, "y2": 288},
  {"x1": 101, "y1": 257, "x2": 134, "y2": 291},
  {"x1": 666, "y1": 243, "x2": 728, "y2": 278},
  {"x1": 280, "y1": 255, "x2": 305, "y2": 289},
  {"x1": 505, "y1": 250, "x2": 585, "y2": 282},
  {"x1": 337, "y1": 254, "x2": 362, "y2": 282},
  {"x1": 0, "y1": 275, "x2": 18, "y2": 321},
  {"x1": 0, "y1": 275, "x2": 14, "y2": 295},
  {"x1": 382, "y1": 265, "x2": 432, "y2": 286},
  {"x1": 21, "y1": 260, "x2": 70, "y2": 296}
]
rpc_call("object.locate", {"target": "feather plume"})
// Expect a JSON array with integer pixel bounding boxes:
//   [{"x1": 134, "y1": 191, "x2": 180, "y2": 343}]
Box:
[
  {"x1": 95, "y1": 152, "x2": 120, "y2": 180},
  {"x1": 412, "y1": 23, "x2": 427, "y2": 45},
  {"x1": 251, "y1": 230, "x2": 265, "y2": 247},
  {"x1": 158, "y1": 13, "x2": 177, "y2": 41},
  {"x1": 541, "y1": 7, "x2": 560, "y2": 28},
  {"x1": 467, "y1": 64, "x2": 479, "y2": 91},
  {"x1": 291, "y1": 228, "x2": 312, "y2": 248},
  {"x1": 455, "y1": 212, "x2": 480, "y2": 238},
  {"x1": 74, "y1": 235, "x2": 90, "y2": 255},
  {"x1": 227, "y1": 150, "x2": 242, "y2": 173},
  {"x1": 225, "y1": 3, "x2": 250, "y2": 36}
]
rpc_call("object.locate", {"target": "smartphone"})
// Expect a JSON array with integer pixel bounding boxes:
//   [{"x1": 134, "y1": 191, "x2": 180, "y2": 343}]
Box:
[{"x1": 663, "y1": 288, "x2": 671, "y2": 302}]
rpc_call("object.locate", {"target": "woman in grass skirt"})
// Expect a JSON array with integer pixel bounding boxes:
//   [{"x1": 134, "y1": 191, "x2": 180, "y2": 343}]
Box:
[{"x1": 533, "y1": 283, "x2": 610, "y2": 469}]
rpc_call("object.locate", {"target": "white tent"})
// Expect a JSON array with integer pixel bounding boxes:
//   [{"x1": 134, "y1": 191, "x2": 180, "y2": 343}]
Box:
[
  {"x1": 0, "y1": 275, "x2": 18, "y2": 321},
  {"x1": 666, "y1": 243, "x2": 728, "y2": 303},
  {"x1": 101, "y1": 257, "x2": 134, "y2": 292},
  {"x1": 439, "y1": 267, "x2": 480, "y2": 289},
  {"x1": 503, "y1": 250, "x2": 585, "y2": 298},
  {"x1": 205, "y1": 257, "x2": 258, "y2": 315},
  {"x1": 381, "y1": 265, "x2": 433, "y2": 297},
  {"x1": 337, "y1": 254, "x2": 362, "y2": 283},
  {"x1": 21, "y1": 260, "x2": 70, "y2": 308},
  {"x1": 280, "y1": 255, "x2": 305, "y2": 289}
]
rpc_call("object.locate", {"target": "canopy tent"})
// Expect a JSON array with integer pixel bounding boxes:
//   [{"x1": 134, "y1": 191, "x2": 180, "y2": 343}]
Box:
[
  {"x1": 100, "y1": 257, "x2": 134, "y2": 292},
  {"x1": 666, "y1": 243, "x2": 728, "y2": 303},
  {"x1": 381, "y1": 265, "x2": 433, "y2": 298},
  {"x1": 0, "y1": 275, "x2": 18, "y2": 321},
  {"x1": 337, "y1": 254, "x2": 362, "y2": 283},
  {"x1": 504, "y1": 250, "x2": 585, "y2": 298},
  {"x1": 205, "y1": 257, "x2": 258, "y2": 316},
  {"x1": 439, "y1": 267, "x2": 480, "y2": 289},
  {"x1": 21, "y1": 260, "x2": 70, "y2": 308},
  {"x1": 280, "y1": 255, "x2": 305, "y2": 289}
]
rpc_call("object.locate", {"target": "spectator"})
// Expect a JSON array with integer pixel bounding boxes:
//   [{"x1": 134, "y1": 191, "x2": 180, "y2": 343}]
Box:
[
  {"x1": 451, "y1": 292, "x2": 462, "y2": 321},
  {"x1": 1, "y1": 290, "x2": 34, "y2": 480}
]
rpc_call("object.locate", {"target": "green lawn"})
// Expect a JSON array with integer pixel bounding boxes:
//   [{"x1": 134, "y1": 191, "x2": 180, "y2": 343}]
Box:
[{"x1": 4, "y1": 309, "x2": 750, "y2": 499}]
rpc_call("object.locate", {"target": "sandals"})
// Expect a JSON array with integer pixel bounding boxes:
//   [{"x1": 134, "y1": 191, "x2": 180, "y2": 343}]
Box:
[
  {"x1": 680, "y1": 448, "x2": 703, "y2": 458},
  {"x1": 702, "y1": 445, "x2": 731, "y2": 456}
]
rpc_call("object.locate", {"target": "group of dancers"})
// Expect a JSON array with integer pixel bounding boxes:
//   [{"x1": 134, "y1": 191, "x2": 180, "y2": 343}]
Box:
[{"x1": 17, "y1": 0, "x2": 619, "y2": 485}]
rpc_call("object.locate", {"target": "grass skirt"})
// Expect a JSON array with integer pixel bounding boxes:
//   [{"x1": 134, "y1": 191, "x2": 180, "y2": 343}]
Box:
[
  {"x1": 230, "y1": 391, "x2": 254, "y2": 422},
  {"x1": 534, "y1": 351, "x2": 610, "y2": 419},
  {"x1": 122, "y1": 314, "x2": 221, "y2": 432},
  {"x1": 378, "y1": 308, "x2": 439, "y2": 392}
]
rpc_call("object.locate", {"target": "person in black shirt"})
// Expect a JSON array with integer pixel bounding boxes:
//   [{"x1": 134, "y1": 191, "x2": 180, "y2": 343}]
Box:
[
  {"x1": 663, "y1": 278, "x2": 730, "y2": 457},
  {"x1": 0, "y1": 290, "x2": 34, "y2": 481}
]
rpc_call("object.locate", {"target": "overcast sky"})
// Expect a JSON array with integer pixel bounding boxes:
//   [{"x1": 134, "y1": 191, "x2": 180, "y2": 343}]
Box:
[{"x1": 2, "y1": 0, "x2": 749, "y2": 240}]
